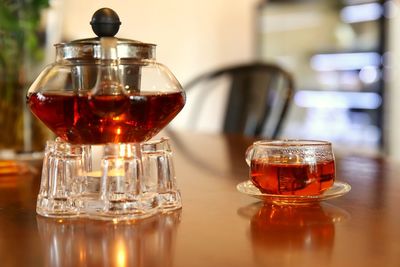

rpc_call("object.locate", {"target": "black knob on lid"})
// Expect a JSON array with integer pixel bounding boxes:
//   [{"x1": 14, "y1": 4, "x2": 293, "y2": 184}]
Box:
[{"x1": 90, "y1": 8, "x2": 121, "y2": 37}]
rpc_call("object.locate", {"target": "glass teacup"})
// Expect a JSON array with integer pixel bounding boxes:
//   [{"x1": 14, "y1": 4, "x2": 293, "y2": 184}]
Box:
[{"x1": 245, "y1": 140, "x2": 335, "y2": 195}]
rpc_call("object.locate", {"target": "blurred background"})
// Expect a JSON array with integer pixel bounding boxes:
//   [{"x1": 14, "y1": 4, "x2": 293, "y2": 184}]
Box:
[{"x1": 2, "y1": 0, "x2": 400, "y2": 160}]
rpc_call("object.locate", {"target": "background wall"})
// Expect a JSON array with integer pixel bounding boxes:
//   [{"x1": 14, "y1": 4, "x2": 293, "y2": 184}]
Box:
[
  {"x1": 387, "y1": 0, "x2": 400, "y2": 160},
  {"x1": 59, "y1": 0, "x2": 259, "y2": 85}
]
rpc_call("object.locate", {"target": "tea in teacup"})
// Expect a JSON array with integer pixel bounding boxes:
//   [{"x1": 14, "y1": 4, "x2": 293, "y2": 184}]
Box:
[{"x1": 246, "y1": 140, "x2": 335, "y2": 195}]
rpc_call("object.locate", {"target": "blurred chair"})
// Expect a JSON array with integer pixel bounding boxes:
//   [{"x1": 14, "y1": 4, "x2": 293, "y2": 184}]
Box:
[
  {"x1": 179, "y1": 62, "x2": 294, "y2": 139},
  {"x1": 167, "y1": 62, "x2": 294, "y2": 176}
]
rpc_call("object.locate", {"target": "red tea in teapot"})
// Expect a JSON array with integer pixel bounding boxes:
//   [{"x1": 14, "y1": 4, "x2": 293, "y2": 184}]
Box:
[{"x1": 27, "y1": 91, "x2": 185, "y2": 144}]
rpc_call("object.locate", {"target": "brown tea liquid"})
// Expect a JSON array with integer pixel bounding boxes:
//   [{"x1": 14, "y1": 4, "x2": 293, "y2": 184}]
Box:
[
  {"x1": 250, "y1": 158, "x2": 335, "y2": 195},
  {"x1": 27, "y1": 91, "x2": 185, "y2": 144}
]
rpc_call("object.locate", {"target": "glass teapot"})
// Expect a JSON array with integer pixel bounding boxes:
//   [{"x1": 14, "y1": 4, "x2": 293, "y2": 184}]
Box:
[{"x1": 27, "y1": 8, "x2": 185, "y2": 145}]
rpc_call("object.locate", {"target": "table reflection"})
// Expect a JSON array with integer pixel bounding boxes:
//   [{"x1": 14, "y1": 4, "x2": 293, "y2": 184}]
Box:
[
  {"x1": 36, "y1": 210, "x2": 181, "y2": 267},
  {"x1": 239, "y1": 202, "x2": 349, "y2": 266}
]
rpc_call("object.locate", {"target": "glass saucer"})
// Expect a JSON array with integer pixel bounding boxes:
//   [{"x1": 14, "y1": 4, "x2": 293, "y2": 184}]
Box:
[{"x1": 237, "y1": 180, "x2": 351, "y2": 205}]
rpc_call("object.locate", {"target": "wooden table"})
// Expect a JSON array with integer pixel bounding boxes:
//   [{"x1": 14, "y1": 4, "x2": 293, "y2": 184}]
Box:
[{"x1": 1, "y1": 131, "x2": 399, "y2": 267}]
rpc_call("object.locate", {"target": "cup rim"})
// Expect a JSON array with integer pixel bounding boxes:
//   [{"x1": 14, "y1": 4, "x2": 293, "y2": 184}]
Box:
[{"x1": 253, "y1": 139, "x2": 332, "y2": 147}]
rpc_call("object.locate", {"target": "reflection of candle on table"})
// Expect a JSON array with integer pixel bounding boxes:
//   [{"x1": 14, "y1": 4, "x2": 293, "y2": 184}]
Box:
[{"x1": 37, "y1": 210, "x2": 181, "y2": 266}]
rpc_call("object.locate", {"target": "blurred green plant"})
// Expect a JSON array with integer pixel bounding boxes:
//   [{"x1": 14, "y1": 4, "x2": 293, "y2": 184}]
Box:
[
  {"x1": 0, "y1": 0, "x2": 51, "y2": 152},
  {"x1": 0, "y1": 0, "x2": 50, "y2": 102}
]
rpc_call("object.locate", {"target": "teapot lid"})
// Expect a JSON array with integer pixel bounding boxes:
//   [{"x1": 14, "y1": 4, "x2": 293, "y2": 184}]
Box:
[{"x1": 56, "y1": 8, "x2": 156, "y2": 61}]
